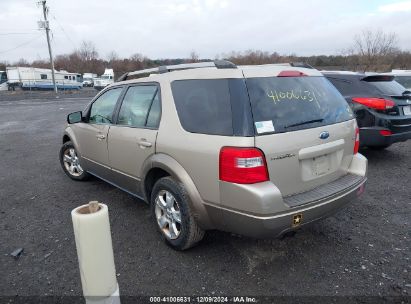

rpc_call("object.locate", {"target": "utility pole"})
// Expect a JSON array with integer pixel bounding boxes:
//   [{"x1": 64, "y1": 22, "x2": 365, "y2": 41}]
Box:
[{"x1": 39, "y1": 0, "x2": 57, "y2": 94}]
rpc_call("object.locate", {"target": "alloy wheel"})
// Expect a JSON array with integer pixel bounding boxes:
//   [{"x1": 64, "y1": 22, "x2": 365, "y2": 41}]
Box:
[{"x1": 154, "y1": 190, "x2": 182, "y2": 240}]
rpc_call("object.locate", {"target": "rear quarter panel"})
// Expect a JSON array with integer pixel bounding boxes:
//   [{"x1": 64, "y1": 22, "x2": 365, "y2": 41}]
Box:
[{"x1": 155, "y1": 75, "x2": 254, "y2": 206}]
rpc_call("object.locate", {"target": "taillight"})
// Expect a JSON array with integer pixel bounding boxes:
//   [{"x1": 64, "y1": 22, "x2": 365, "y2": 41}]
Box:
[
  {"x1": 219, "y1": 147, "x2": 269, "y2": 184},
  {"x1": 379, "y1": 130, "x2": 392, "y2": 136},
  {"x1": 278, "y1": 70, "x2": 307, "y2": 77},
  {"x1": 354, "y1": 127, "x2": 360, "y2": 154},
  {"x1": 352, "y1": 97, "x2": 395, "y2": 110}
]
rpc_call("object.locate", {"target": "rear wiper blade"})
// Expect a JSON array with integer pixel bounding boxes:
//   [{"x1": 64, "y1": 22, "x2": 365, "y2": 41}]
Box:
[{"x1": 284, "y1": 118, "x2": 324, "y2": 129}]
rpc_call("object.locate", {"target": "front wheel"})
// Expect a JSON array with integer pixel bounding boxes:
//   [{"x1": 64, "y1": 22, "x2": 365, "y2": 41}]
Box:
[
  {"x1": 151, "y1": 177, "x2": 205, "y2": 250},
  {"x1": 59, "y1": 141, "x2": 89, "y2": 181}
]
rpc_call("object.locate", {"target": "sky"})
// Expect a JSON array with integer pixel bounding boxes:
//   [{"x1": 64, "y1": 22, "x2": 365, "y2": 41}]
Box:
[{"x1": 0, "y1": 0, "x2": 411, "y2": 62}]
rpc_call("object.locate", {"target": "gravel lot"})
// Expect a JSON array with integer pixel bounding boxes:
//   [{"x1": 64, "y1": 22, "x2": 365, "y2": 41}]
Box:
[{"x1": 0, "y1": 91, "x2": 410, "y2": 303}]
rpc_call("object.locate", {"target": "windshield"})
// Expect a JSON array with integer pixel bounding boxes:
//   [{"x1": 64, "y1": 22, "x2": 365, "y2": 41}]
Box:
[
  {"x1": 102, "y1": 75, "x2": 112, "y2": 79},
  {"x1": 246, "y1": 76, "x2": 353, "y2": 134}
]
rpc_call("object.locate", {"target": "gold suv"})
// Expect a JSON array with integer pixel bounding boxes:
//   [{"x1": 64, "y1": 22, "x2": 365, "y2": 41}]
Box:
[{"x1": 60, "y1": 61, "x2": 367, "y2": 250}]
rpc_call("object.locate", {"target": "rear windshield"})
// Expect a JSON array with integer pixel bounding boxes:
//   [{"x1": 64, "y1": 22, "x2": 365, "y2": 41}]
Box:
[
  {"x1": 366, "y1": 79, "x2": 406, "y2": 96},
  {"x1": 394, "y1": 76, "x2": 411, "y2": 89},
  {"x1": 246, "y1": 76, "x2": 353, "y2": 134}
]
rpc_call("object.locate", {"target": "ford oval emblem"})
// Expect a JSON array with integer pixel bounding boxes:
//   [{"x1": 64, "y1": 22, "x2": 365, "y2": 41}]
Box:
[{"x1": 319, "y1": 131, "x2": 329, "y2": 140}]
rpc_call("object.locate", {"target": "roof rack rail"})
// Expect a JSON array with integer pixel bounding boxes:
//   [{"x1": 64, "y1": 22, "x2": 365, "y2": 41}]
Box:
[
  {"x1": 240, "y1": 62, "x2": 315, "y2": 69},
  {"x1": 117, "y1": 60, "x2": 237, "y2": 82},
  {"x1": 290, "y1": 62, "x2": 314, "y2": 69}
]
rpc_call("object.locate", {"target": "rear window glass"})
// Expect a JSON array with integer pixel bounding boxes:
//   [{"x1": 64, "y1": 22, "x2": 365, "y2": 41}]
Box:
[
  {"x1": 246, "y1": 76, "x2": 353, "y2": 134},
  {"x1": 171, "y1": 79, "x2": 233, "y2": 136},
  {"x1": 366, "y1": 79, "x2": 406, "y2": 96},
  {"x1": 394, "y1": 76, "x2": 411, "y2": 89}
]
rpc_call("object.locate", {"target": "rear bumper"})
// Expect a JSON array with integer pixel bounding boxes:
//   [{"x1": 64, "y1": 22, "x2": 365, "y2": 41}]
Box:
[
  {"x1": 212, "y1": 175, "x2": 366, "y2": 239},
  {"x1": 360, "y1": 127, "x2": 411, "y2": 147},
  {"x1": 205, "y1": 154, "x2": 367, "y2": 238}
]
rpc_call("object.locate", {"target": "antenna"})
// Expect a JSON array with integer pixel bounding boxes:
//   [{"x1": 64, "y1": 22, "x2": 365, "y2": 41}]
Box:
[{"x1": 38, "y1": 0, "x2": 57, "y2": 94}]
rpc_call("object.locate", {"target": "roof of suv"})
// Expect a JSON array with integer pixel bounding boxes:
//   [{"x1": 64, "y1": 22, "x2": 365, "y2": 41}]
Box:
[
  {"x1": 115, "y1": 61, "x2": 323, "y2": 86},
  {"x1": 323, "y1": 71, "x2": 396, "y2": 82}
]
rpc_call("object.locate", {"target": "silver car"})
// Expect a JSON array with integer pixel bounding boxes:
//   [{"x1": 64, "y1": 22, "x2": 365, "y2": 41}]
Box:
[{"x1": 60, "y1": 61, "x2": 367, "y2": 250}]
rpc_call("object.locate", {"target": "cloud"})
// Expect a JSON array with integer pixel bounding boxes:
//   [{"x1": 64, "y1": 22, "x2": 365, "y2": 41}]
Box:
[
  {"x1": 378, "y1": 1, "x2": 411, "y2": 13},
  {"x1": 0, "y1": 0, "x2": 410, "y2": 62}
]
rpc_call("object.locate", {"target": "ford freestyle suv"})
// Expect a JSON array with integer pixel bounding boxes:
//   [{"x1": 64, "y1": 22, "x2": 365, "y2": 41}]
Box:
[
  {"x1": 60, "y1": 61, "x2": 368, "y2": 250},
  {"x1": 324, "y1": 72, "x2": 411, "y2": 149}
]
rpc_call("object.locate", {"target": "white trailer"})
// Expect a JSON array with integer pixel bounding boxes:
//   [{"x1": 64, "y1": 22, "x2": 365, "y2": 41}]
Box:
[
  {"x1": 0, "y1": 71, "x2": 7, "y2": 91},
  {"x1": 6, "y1": 67, "x2": 82, "y2": 90},
  {"x1": 94, "y1": 69, "x2": 114, "y2": 91}
]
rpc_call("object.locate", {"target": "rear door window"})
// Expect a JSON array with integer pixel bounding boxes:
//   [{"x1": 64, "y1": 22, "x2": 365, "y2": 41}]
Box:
[
  {"x1": 146, "y1": 92, "x2": 161, "y2": 128},
  {"x1": 117, "y1": 85, "x2": 159, "y2": 128},
  {"x1": 246, "y1": 76, "x2": 353, "y2": 134}
]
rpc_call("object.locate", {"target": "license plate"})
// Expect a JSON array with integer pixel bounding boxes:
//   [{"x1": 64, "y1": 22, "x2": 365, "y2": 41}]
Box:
[
  {"x1": 312, "y1": 155, "x2": 330, "y2": 176},
  {"x1": 404, "y1": 105, "x2": 411, "y2": 116}
]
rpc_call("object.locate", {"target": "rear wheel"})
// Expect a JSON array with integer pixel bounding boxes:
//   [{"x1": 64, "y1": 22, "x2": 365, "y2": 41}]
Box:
[
  {"x1": 59, "y1": 141, "x2": 89, "y2": 181},
  {"x1": 151, "y1": 177, "x2": 205, "y2": 250}
]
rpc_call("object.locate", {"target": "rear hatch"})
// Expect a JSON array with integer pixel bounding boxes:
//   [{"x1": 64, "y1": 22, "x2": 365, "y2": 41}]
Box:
[
  {"x1": 362, "y1": 75, "x2": 411, "y2": 116},
  {"x1": 243, "y1": 72, "x2": 356, "y2": 196},
  {"x1": 363, "y1": 75, "x2": 411, "y2": 131}
]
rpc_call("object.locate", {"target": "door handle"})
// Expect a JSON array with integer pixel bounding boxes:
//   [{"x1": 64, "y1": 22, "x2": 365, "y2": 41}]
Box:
[
  {"x1": 138, "y1": 140, "x2": 152, "y2": 148},
  {"x1": 96, "y1": 134, "x2": 106, "y2": 140}
]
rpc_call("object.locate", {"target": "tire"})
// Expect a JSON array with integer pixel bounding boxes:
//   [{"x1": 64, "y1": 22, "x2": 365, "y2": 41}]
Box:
[
  {"x1": 367, "y1": 144, "x2": 391, "y2": 150},
  {"x1": 59, "y1": 141, "x2": 89, "y2": 181},
  {"x1": 151, "y1": 177, "x2": 205, "y2": 250}
]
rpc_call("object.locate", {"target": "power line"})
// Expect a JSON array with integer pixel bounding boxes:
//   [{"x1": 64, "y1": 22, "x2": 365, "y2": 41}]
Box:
[
  {"x1": 38, "y1": 0, "x2": 57, "y2": 93},
  {"x1": 0, "y1": 32, "x2": 39, "y2": 36},
  {"x1": 0, "y1": 34, "x2": 43, "y2": 54},
  {"x1": 50, "y1": 13, "x2": 77, "y2": 49}
]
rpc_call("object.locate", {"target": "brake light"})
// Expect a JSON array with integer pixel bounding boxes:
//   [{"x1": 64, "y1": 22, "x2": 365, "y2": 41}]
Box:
[
  {"x1": 379, "y1": 130, "x2": 392, "y2": 136},
  {"x1": 354, "y1": 127, "x2": 360, "y2": 154},
  {"x1": 352, "y1": 97, "x2": 395, "y2": 110},
  {"x1": 278, "y1": 70, "x2": 307, "y2": 77},
  {"x1": 219, "y1": 147, "x2": 269, "y2": 184}
]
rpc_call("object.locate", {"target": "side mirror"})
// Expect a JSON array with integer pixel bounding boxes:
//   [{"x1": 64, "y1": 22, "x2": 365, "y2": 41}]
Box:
[{"x1": 67, "y1": 111, "x2": 83, "y2": 124}]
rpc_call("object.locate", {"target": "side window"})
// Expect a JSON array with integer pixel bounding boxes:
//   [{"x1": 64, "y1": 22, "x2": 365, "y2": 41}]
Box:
[
  {"x1": 171, "y1": 79, "x2": 233, "y2": 136},
  {"x1": 327, "y1": 78, "x2": 354, "y2": 95},
  {"x1": 89, "y1": 87, "x2": 123, "y2": 124},
  {"x1": 117, "y1": 85, "x2": 159, "y2": 128},
  {"x1": 146, "y1": 92, "x2": 161, "y2": 128},
  {"x1": 41, "y1": 74, "x2": 47, "y2": 80}
]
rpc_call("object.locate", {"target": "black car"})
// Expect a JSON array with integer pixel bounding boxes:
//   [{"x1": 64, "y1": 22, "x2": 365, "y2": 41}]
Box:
[{"x1": 324, "y1": 72, "x2": 411, "y2": 149}]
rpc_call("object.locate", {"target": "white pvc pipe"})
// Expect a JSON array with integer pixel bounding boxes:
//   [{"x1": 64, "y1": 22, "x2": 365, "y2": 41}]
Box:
[{"x1": 71, "y1": 202, "x2": 120, "y2": 304}]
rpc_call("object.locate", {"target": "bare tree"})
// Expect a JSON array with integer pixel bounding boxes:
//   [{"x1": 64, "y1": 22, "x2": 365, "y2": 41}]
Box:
[
  {"x1": 16, "y1": 58, "x2": 30, "y2": 67},
  {"x1": 78, "y1": 40, "x2": 99, "y2": 62},
  {"x1": 189, "y1": 51, "x2": 199, "y2": 63},
  {"x1": 107, "y1": 51, "x2": 119, "y2": 63},
  {"x1": 352, "y1": 29, "x2": 399, "y2": 71}
]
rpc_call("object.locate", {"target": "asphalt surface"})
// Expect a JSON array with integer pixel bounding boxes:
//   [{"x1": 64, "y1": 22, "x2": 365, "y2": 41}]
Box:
[{"x1": 0, "y1": 92, "x2": 410, "y2": 302}]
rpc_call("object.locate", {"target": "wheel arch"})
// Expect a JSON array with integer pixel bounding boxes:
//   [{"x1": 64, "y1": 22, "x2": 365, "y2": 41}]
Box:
[
  {"x1": 141, "y1": 153, "x2": 214, "y2": 230},
  {"x1": 62, "y1": 128, "x2": 81, "y2": 156}
]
